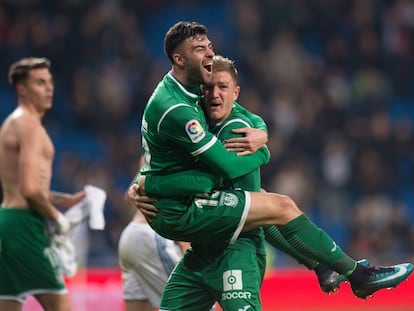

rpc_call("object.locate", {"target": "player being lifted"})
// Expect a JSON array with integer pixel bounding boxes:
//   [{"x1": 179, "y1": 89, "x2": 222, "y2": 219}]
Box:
[{"x1": 129, "y1": 21, "x2": 413, "y2": 310}]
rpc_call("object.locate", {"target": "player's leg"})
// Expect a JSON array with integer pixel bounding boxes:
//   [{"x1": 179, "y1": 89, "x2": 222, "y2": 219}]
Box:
[
  {"x1": 121, "y1": 266, "x2": 156, "y2": 311},
  {"x1": 248, "y1": 198, "x2": 344, "y2": 293},
  {"x1": 34, "y1": 293, "x2": 71, "y2": 311},
  {"x1": 243, "y1": 192, "x2": 302, "y2": 230},
  {"x1": 0, "y1": 300, "x2": 22, "y2": 311},
  {"x1": 245, "y1": 191, "x2": 414, "y2": 298},
  {"x1": 215, "y1": 248, "x2": 266, "y2": 311},
  {"x1": 160, "y1": 257, "x2": 216, "y2": 311},
  {"x1": 0, "y1": 209, "x2": 70, "y2": 309},
  {"x1": 263, "y1": 225, "x2": 345, "y2": 293},
  {"x1": 245, "y1": 192, "x2": 356, "y2": 275},
  {"x1": 243, "y1": 192, "x2": 352, "y2": 274},
  {"x1": 125, "y1": 300, "x2": 154, "y2": 311},
  {"x1": 119, "y1": 222, "x2": 182, "y2": 309}
]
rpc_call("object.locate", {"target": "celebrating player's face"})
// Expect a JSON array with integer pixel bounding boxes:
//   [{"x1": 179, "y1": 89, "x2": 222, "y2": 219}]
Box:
[
  {"x1": 179, "y1": 34, "x2": 214, "y2": 85},
  {"x1": 202, "y1": 70, "x2": 240, "y2": 124}
]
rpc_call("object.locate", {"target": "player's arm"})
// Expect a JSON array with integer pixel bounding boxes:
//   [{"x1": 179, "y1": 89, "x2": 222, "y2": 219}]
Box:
[
  {"x1": 49, "y1": 190, "x2": 86, "y2": 209},
  {"x1": 128, "y1": 172, "x2": 158, "y2": 219},
  {"x1": 145, "y1": 170, "x2": 218, "y2": 196},
  {"x1": 18, "y1": 118, "x2": 70, "y2": 233},
  {"x1": 161, "y1": 108, "x2": 270, "y2": 180},
  {"x1": 142, "y1": 119, "x2": 267, "y2": 197},
  {"x1": 233, "y1": 101, "x2": 268, "y2": 131},
  {"x1": 138, "y1": 106, "x2": 269, "y2": 196},
  {"x1": 19, "y1": 118, "x2": 59, "y2": 220},
  {"x1": 129, "y1": 147, "x2": 219, "y2": 197},
  {"x1": 132, "y1": 169, "x2": 219, "y2": 197},
  {"x1": 191, "y1": 139, "x2": 269, "y2": 179},
  {"x1": 225, "y1": 102, "x2": 268, "y2": 155}
]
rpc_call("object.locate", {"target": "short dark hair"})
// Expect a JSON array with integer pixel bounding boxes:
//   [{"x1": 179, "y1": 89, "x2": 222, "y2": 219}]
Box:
[
  {"x1": 164, "y1": 21, "x2": 208, "y2": 63},
  {"x1": 8, "y1": 57, "x2": 51, "y2": 86}
]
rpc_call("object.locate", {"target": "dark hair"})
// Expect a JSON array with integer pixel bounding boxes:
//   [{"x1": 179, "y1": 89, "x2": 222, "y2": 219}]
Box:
[
  {"x1": 8, "y1": 57, "x2": 51, "y2": 86},
  {"x1": 164, "y1": 21, "x2": 208, "y2": 63}
]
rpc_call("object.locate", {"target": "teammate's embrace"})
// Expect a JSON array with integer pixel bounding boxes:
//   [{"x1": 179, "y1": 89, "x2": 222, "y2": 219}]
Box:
[{"x1": 129, "y1": 21, "x2": 413, "y2": 310}]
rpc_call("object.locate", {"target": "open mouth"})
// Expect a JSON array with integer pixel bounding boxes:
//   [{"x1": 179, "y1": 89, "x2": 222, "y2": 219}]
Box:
[{"x1": 204, "y1": 64, "x2": 212, "y2": 73}]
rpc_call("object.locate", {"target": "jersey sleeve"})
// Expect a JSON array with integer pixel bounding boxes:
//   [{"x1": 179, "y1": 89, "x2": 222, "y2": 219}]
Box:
[
  {"x1": 144, "y1": 170, "x2": 218, "y2": 197},
  {"x1": 233, "y1": 102, "x2": 268, "y2": 132},
  {"x1": 145, "y1": 112, "x2": 270, "y2": 196},
  {"x1": 159, "y1": 105, "x2": 269, "y2": 179},
  {"x1": 216, "y1": 117, "x2": 252, "y2": 140}
]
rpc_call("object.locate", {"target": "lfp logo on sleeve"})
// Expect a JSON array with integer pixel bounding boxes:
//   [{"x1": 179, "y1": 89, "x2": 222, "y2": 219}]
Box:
[{"x1": 185, "y1": 119, "x2": 206, "y2": 143}]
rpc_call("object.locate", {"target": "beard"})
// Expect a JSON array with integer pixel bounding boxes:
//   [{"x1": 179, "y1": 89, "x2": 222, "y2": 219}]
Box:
[{"x1": 187, "y1": 63, "x2": 211, "y2": 86}]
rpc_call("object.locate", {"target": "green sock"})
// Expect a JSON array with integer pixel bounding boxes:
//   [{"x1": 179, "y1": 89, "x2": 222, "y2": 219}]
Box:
[
  {"x1": 279, "y1": 214, "x2": 356, "y2": 275},
  {"x1": 263, "y1": 225, "x2": 318, "y2": 269}
]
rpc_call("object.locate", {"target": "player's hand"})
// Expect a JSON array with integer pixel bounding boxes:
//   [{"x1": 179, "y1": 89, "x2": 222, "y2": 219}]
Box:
[
  {"x1": 55, "y1": 212, "x2": 71, "y2": 234},
  {"x1": 224, "y1": 128, "x2": 268, "y2": 156},
  {"x1": 128, "y1": 183, "x2": 158, "y2": 220},
  {"x1": 50, "y1": 190, "x2": 87, "y2": 208}
]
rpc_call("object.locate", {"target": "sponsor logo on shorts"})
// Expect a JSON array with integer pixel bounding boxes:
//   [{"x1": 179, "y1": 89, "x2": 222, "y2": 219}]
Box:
[
  {"x1": 223, "y1": 270, "x2": 243, "y2": 291},
  {"x1": 221, "y1": 193, "x2": 238, "y2": 208},
  {"x1": 222, "y1": 291, "x2": 252, "y2": 301},
  {"x1": 222, "y1": 270, "x2": 253, "y2": 301},
  {"x1": 185, "y1": 119, "x2": 205, "y2": 143}
]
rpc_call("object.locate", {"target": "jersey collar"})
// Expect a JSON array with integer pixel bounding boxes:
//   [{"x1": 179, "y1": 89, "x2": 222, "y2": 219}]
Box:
[{"x1": 167, "y1": 71, "x2": 202, "y2": 100}]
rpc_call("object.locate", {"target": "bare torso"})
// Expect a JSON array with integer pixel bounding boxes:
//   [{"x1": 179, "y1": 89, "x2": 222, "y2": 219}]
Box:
[{"x1": 0, "y1": 106, "x2": 54, "y2": 209}]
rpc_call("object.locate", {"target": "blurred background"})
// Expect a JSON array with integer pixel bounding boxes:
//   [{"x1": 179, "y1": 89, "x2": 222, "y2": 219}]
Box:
[{"x1": 1, "y1": 0, "x2": 414, "y2": 271}]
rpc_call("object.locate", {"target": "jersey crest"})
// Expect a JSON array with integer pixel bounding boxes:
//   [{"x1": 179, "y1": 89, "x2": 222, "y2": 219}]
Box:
[
  {"x1": 185, "y1": 119, "x2": 206, "y2": 143},
  {"x1": 221, "y1": 193, "x2": 239, "y2": 208}
]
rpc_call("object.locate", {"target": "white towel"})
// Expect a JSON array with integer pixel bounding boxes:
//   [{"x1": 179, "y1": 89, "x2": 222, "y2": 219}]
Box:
[
  {"x1": 51, "y1": 234, "x2": 78, "y2": 277},
  {"x1": 63, "y1": 198, "x2": 89, "y2": 227},
  {"x1": 63, "y1": 184, "x2": 107, "y2": 230},
  {"x1": 84, "y1": 185, "x2": 106, "y2": 230},
  {"x1": 52, "y1": 184, "x2": 107, "y2": 277}
]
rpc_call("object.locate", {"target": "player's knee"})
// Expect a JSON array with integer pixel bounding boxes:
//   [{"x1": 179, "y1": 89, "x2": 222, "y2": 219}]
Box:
[{"x1": 273, "y1": 194, "x2": 301, "y2": 216}]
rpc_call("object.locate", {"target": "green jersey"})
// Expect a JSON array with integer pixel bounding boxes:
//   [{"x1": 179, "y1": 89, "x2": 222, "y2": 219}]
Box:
[
  {"x1": 210, "y1": 103, "x2": 262, "y2": 193},
  {"x1": 141, "y1": 72, "x2": 269, "y2": 182},
  {"x1": 191, "y1": 104, "x2": 265, "y2": 255},
  {"x1": 159, "y1": 104, "x2": 266, "y2": 311}
]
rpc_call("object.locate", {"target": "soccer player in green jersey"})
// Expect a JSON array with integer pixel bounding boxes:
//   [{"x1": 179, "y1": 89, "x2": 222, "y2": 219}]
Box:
[
  {"x1": 157, "y1": 54, "x2": 347, "y2": 310},
  {"x1": 134, "y1": 54, "x2": 361, "y2": 310},
  {"x1": 129, "y1": 21, "x2": 413, "y2": 305},
  {"x1": 204, "y1": 55, "x2": 352, "y2": 292},
  {"x1": 160, "y1": 55, "x2": 269, "y2": 310}
]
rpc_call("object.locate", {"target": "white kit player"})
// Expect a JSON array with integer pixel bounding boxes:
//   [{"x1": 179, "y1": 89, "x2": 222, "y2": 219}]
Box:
[{"x1": 118, "y1": 208, "x2": 189, "y2": 311}]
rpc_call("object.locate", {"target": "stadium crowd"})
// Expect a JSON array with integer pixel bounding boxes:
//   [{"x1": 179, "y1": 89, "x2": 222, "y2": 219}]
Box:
[{"x1": 0, "y1": 0, "x2": 413, "y2": 267}]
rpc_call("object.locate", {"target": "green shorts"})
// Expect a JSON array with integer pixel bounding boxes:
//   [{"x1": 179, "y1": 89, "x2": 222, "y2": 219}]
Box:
[
  {"x1": 0, "y1": 208, "x2": 66, "y2": 303},
  {"x1": 150, "y1": 190, "x2": 249, "y2": 244},
  {"x1": 160, "y1": 244, "x2": 266, "y2": 311}
]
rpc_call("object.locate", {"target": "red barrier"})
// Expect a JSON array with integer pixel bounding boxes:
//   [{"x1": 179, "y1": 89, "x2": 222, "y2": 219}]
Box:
[
  {"x1": 261, "y1": 268, "x2": 414, "y2": 311},
  {"x1": 23, "y1": 267, "x2": 414, "y2": 311}
]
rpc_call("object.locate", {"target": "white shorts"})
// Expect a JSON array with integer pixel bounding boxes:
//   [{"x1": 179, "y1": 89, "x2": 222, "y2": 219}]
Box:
[{"x1": 118, "y1": 222, "x2": 182, "y2": 308}]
